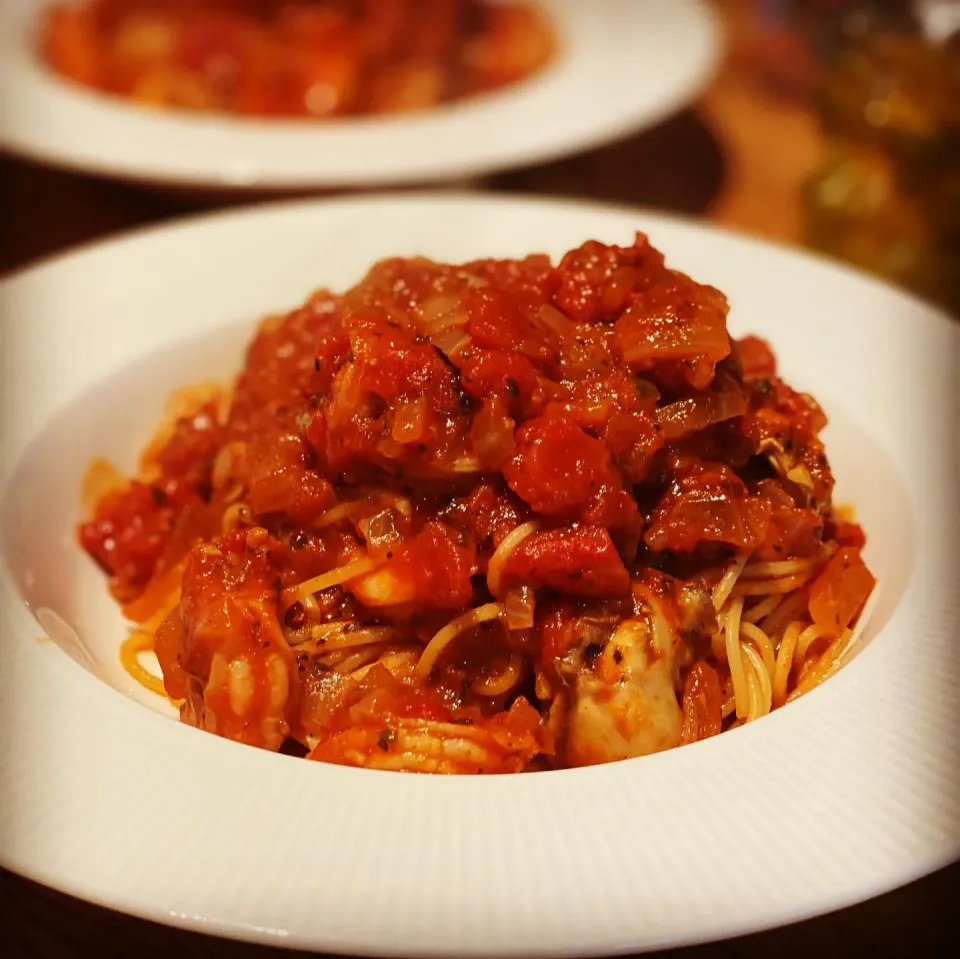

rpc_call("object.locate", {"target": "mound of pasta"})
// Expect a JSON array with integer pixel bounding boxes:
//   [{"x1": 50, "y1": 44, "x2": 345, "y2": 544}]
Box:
[
  {"x1": 79, "y1": 233, "x2": 875, "y2": 772},
  {"x1": 40, "y1": 0, "x2": 555, "y2": 119}
]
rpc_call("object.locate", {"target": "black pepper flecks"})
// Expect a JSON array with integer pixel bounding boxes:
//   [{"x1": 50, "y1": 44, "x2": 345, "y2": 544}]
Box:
[{"x1": 583, "y1": 642, "x2": 605, "y2": 667}]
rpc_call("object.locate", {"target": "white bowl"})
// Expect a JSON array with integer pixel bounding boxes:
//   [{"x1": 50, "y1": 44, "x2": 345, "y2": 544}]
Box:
[
  {"x1": 0, "y1": 193, "x2": 957, "y2": 957},
  {"x1": 0, "y1": 0, "x2": 721, "y2": 190}
]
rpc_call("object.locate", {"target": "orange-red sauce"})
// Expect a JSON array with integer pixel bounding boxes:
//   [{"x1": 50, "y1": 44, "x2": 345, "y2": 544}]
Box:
[
  {"x1": 78, "y1": 234, "x2": 875, "y2": 772},
  {"x1": 39, "y1": 0, "x2": 556, "y2": 118}
]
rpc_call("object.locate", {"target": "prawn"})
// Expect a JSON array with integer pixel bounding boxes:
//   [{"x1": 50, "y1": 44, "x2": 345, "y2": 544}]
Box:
[{"x1": 558, "y1": 573, "x2": 713, "y2": 766}]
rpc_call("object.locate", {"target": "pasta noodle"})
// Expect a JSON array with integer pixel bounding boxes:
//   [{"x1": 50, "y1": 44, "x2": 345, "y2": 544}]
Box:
[
  {"x1": 487, "y1": 521, "x2": 540, "y2": 598},
  {"x1": 416, "y1": 604, "x2": 504, "y2": 679},
  {"x1": 724, "y1": 598, "x2": 749, "y2": 720},
  {"x1": 471, "y1": 653, "x2": 526, "y2": 698},
  {"x1": 739, "y1": 621, "x2": 776, "y2": 680},
  {"x1": 77, "y1": 233, "x2": 876, "y2": 773},
  {"x1": 712, "y1": 553, "x2": 749, "y2": 611},
  {"x1": 119, "y1": 631, "x2": 181, "y2": 704},
  {"x1": 283, "y1": 556, "x2": 381, "y2": 608}
]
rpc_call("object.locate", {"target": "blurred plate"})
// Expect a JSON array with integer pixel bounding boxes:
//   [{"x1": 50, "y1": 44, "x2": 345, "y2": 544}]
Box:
[
  {"x1": 0, "y1": 0, "x2": 720, "y2": 190},
  {"x1": 0, "y1": 193, "x2": 958, "y2": 957}
]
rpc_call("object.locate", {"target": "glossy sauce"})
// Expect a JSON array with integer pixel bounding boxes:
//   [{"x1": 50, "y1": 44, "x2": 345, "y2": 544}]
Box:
[
  {"x1": 40, "y1": 0, "x2": 556, "y2": 119},
  {"x1": 78, "y1": 233, "x2": 875, "y2": 771}
]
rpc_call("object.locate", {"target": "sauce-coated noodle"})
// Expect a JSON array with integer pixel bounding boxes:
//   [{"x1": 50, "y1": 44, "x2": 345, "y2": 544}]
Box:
[{"x1": 78, "y1": 233, "x2": 876, "y2": 772}]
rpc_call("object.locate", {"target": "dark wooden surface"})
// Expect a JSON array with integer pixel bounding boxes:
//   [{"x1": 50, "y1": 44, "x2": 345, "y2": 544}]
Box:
[
  {"x1": 4, "y1": 864, "x2": 958, "y2": 959},
  {"x1": 2, "y1": 2, "x2": 957, "y2": 955},
  {"x1": 0, "y1": 106, "x2": 726, "y2": 277}
]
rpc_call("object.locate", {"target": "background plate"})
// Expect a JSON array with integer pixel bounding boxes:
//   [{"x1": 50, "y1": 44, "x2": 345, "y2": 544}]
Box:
[{"x1": 0, "y1": 0, "x2": 720, "y2": 190}]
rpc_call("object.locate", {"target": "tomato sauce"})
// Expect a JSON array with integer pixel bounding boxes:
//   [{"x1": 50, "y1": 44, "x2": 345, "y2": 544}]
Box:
[
  {"x1": 39, "y1": 0, "x2": 556, "y2": 119},
  {"x1": 78, "y1": 232, "x2": 874, "y2": 771}
]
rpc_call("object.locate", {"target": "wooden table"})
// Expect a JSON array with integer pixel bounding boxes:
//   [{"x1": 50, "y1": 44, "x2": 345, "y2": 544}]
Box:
[{"x1": 2, "y1": 3, "x2": 957, "y2": 956}]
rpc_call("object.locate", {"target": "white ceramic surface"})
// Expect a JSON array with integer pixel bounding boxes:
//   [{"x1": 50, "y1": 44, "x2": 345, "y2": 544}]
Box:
[
  {"x1": 0, "y1": 0, "x2": 720, "y2": 190},
  {"x1": 0, "y1": 194, "x2": 957, "y2": 957}
]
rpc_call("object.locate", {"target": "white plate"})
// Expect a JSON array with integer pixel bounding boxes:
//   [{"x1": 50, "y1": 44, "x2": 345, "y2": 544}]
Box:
[
  {"x1": 0, "y1": 0, "x2": 720, "y2": 190},
  {"x1": 0, "y1": 194, "x2": 958, "y2": 957}
]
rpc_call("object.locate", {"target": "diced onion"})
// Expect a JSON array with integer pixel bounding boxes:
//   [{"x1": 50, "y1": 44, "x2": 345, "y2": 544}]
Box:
[
  {"x1": 419, "y1": 295, "x2": 469, "y2": 337},
  {"x1": 470, "y1": 396, "x2": 515, "y2": 469},
  {"x1": 432, "y1": 329, "x2": 472, "y2": 357},
  {"x1": 534, "y1": 304, "x2": 573, "y2": 339},
  {"x1": 358, "y1": 509, "x2": 402, "y2": 551},
  {"x1": 657, "y1": 380, "x2": 747, "y2": 440},
  {"x1": 503, "y1": 586, "x2": 536, "y2": 630},
  {"x1": 425, "y1": 313, "x2": 470, "y2": 336},
  {"x1": 392, "y1": 398, "x2": 428, "y2": 444},
  {"x1": 786, "y1": 464, "x2": 814, "y2": 489},
  {"x1": 617, "y1": 315, "x2": 729, "y2": 365},
  {"x1": 417, "y1": 294, "x2": 460, "y2": 324}
]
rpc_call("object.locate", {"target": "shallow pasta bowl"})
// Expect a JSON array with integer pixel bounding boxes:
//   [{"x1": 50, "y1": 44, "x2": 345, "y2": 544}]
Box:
[
  {"x1": 0, "y1": 0, "x2": 719, "y2": 190},
  {"x1": 0, "y1": 193, "x2": 958, "y2": 957}
]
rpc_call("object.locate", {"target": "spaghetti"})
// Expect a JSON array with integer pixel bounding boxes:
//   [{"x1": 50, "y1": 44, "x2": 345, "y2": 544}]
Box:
[
  {"x1": 119, "y1": 630, "x2": 179, "y2": 702},
  {"x1": 78, "y1": 232, "x2": 876, "y2": 773}
]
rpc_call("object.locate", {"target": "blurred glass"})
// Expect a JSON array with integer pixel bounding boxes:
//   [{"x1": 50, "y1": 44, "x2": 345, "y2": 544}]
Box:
[{"x1": 802, "y1": 0, "x2": 960, "y2": 313}]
